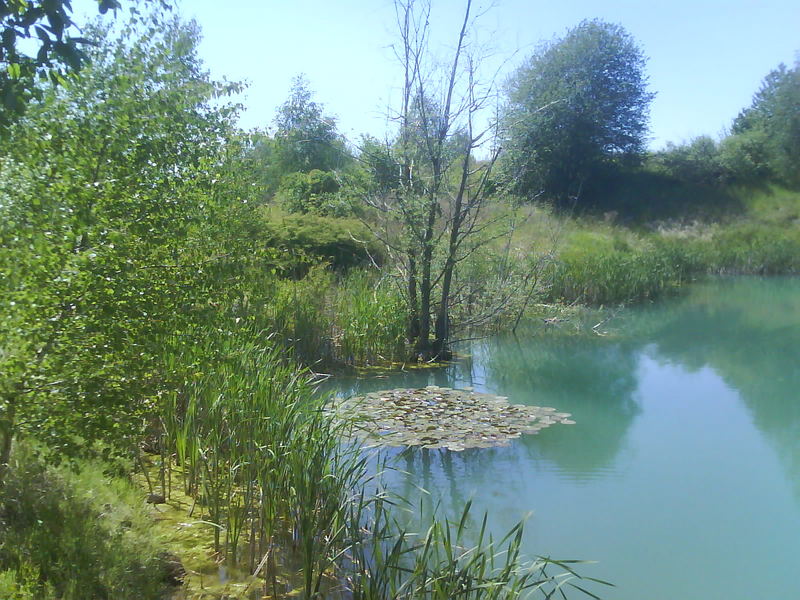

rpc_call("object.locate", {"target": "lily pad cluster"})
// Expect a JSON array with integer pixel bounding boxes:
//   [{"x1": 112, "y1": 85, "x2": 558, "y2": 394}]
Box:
[{"x1": 330, "y1": 385, "x2": 575, "y2": 451}]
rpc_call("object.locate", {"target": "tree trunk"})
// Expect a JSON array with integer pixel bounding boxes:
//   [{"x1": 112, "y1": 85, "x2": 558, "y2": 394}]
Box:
[
  {"x1": 433, "y1": 148, "x2": 470, "y2": 359},
  {"x1": 0, "y1": 392, "x2": 17, "y2": 491},
  {"x1": 407, "y1": 253, "x2": 420, "y2": 341},
  {"x1": 415, "y1": 192, "x2": 439, "y2": 357}
]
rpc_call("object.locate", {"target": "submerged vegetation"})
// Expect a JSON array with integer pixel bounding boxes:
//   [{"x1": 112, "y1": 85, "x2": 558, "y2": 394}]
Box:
[{"x1": 0, "y1": 0, "x2": 797, "y2": 598}]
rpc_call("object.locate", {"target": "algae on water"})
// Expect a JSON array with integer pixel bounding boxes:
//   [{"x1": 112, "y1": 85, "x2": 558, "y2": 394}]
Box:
[{"x1": 330, "y1": 385, "x2": 575, "y2": 451}]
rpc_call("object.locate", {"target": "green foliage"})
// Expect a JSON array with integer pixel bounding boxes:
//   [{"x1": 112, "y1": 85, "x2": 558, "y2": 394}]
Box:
[
  {"x1": 649, "y1": 136, "x2": 727, "y2": 186},
  {"x1": 708, "y1": 223, "x2": 800, "y2": 274},
  {"x1": 276, "y1": 168, "x2": 362, "y2": 216},
  {"x1": 0, "y1": 14, "x2": 242, "y2": 462},
  {"x1": 272, "y1": 75, "x2": 352, "y2": 175},
  {"x1": 580, "y1": 165, "x2": 743, "y2": 221},
  {"x1": 638, "y1": 60, "x2": 798, "y2": 198},
  {"x1": 264, "y1": 265, "x2": 335, "y2": 363},
  {"x1": 717, "y1": 128, "x2": 773, "y2": 185},
  {"x1": 0, "y1": 447, "x2": 165, "y2": 600},
  {"x1": 647, "y1": 132, "x2": 772, "y2": 190},
  {"x1": 358, "y1": 134, "x2": 402, "y2": 194},
  {"x1": 158, "y1": 326, "x2": 373, "y2": 594},
  {"x1": 258, "y1": 209, "x2": 383, "y2": 271},
  {"x1": 246, "y1": 77, "x2": 353, "y2": 198},
  {"x1": 335, "y1": 270, "x2": 408, "y2": 365},
  {"x1": 0, "y1": 0, "x2": 169, "y2": 129},
  {"x1": 250, "y1": 266, "x2": 408, "y2": 367},
  {"x1": 502, "y1": 19, "x2": 654, "y2": 202},
  {"x1": 547, "y1": 233, "x2": 699, "y2": 305},
  {"x1": 733, "y1": 60, "x2": 800, "y2": 188}
]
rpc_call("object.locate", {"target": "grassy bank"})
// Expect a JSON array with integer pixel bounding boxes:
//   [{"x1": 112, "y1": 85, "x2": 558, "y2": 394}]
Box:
[
  {"x1": 0, "y1": 447, "x2": 170, "y2": 600},
  {"x1": 226, "y1": 185, "x2": 800, "y2": 368},
  {"x1": 506, "y1": 185, "x2": 800, "y2": 307}
]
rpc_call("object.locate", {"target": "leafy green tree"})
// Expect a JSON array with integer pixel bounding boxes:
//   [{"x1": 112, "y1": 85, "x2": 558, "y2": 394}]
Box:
[
  {"x1": 717, "y1": 128, "x2": 772, "y2": 185},
  {"x1": 650, "y1": 136, "x2": 726, "y2": 185},
  {"x1": 0, "y1": 0, "x2": 169, "y2": 129},
  {"x1": 733, "y1": 60, "x2": 800, "y2": 188},
  {"x1": 502, "y1": 19, "x2": 654, "y2": 203},
  {"x1": 358, "y1": 134, "x2": 402, "y2": 194},
  {"x1": 272, "y1": 75, "x2": 351, "y2": 175},
  {"x1": 0, "y1": 14, "x2": 241, "y2": 481}
]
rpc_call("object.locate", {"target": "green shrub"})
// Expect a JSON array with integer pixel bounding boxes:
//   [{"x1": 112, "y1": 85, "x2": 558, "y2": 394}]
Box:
[
  {"x1": 275, "y1": 169, "x2": 367, "y2": 217},
  {"x1": 649, "y1": 136, "x2": 729, "y2": 186},
  {"x1": 276, "y1": 169, "x2": 341, "y2": 214},
  {"x1": 0, "y1": 569, "x2": 56, "y2": 600},
  {"x1": 0, "y1": 448, "x2": 166, "y2": 600},
  {"x1": 258, "y1": 209, "x2": 384, "y2": 273}
]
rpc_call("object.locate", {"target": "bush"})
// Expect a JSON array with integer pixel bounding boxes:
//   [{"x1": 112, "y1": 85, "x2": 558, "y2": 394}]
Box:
[
  {"x1": 649, "y1": 136, "x2": 729, "y2": 186},
  {"x1": 717, "y1": 129, "x2": 772, "y2": 186},
  {"x1": 275, "y1": 169, "x2": 367, "y2": 217},
  {"x1": 0, "y1": 448, "x2": 167, "y2": 600},
  {"x1": 258, "y1": 209, "x2": 384, "y2": 273},
  {"x1": 276, "y1": 169, "x2": 341, "y2": 214}
]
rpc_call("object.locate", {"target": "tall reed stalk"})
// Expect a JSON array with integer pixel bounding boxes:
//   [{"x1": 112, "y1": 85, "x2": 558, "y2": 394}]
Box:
[{"x1": 154, "y1": 325, "x2": 603, "y2": 598}]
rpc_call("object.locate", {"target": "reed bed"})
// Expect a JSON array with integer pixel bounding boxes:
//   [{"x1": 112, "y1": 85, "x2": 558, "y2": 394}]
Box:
[
  {"x1": 151, "y1": 326, "x2": 601, "y2": 599},
  {"x1": 346, "y1": 498, "x2": 609, "y2": 600},
  {"x1": 334, "y1": 270, "x2": 408, "y2": 366},
  {"x1": 254, "y1": 266, "x2": 410, "y2": 368},
  {"x1": 542, "y1": 223, "x2": 800, "y2": 306},
  {"x1": 158, "y1": 327, "x2": 366, "y2": 596}
]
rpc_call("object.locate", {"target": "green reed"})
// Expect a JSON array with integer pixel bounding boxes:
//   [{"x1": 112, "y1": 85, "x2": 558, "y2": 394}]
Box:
[
  {"x1": 157, "y1": 325, "x2": 372, "y2": 594},
  {"x1": 153, "y1": 323, "x2": 601, "y2": 598},
  {"x1": 344, "y1": 497, "x2": 610, "y2": 600},
  {"x1": 334, "y1": 270, "x2": 408, "y2": 366}
]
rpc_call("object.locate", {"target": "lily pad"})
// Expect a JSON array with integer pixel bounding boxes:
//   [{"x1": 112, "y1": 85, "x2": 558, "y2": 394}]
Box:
[{"x1": 327, "y1": 386, "x2": 575, "y2": 450}]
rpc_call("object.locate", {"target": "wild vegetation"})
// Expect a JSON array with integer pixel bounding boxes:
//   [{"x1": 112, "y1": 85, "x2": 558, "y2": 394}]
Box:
[{"x1": 0, "y1": 0, "x2": 798, "y2": 598}]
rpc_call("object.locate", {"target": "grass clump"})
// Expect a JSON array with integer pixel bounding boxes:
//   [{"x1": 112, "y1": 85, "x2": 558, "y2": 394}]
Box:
[
  {"x1": 257, "y1": 267, "x2": 409, "y2": 368},
  {"x1": 707, "y1": 223, "x2": 800, "y2": 274},
  {"x1": 546, "y1": 232, "x2": 698, "y2": 305},
  {"x1": 0, "y1": 447, "x2": 168, "y2": 600},
  {"x1": 335, "y1": 270, "x2": 408, "y2": 366}
]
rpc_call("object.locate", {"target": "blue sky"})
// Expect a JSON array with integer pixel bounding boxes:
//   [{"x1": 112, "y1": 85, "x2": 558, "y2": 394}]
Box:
[{"x1": 80, "y1": 0, "x2": 799, "y2": 150}]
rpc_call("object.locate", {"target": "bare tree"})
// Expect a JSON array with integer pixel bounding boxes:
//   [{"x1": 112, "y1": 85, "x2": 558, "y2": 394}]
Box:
[{"x1": 365, "y1": 0, "x2": 507, "y2": 360}]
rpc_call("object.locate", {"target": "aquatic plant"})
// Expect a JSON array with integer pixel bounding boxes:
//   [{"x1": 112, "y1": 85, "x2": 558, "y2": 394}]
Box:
[
  {"x1": 345, "y1": 497, "x2": 610, "y2": 600},
  {"x1": 330, "y1": 386, "x2": 575, "y2": 451}
]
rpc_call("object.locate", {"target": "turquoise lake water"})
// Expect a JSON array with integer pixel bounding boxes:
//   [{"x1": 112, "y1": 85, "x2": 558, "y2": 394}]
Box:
[{"x1": 330, "y1": 277, "x2": 800, "y2": 600}]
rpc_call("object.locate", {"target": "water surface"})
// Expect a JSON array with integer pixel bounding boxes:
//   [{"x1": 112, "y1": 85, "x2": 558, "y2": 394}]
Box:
[{"x1": 331, "y1": 277, "x2": 800, "y2": 600}]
